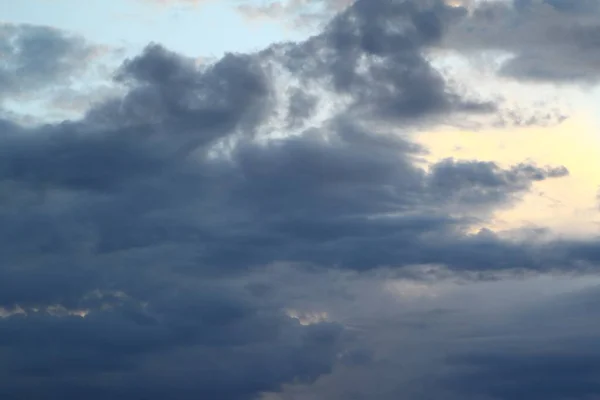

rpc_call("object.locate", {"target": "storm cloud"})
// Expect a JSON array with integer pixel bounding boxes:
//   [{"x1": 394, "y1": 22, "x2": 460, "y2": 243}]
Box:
[{"x1": 1, "y1": 0, "x2": 599, "y2": 399}]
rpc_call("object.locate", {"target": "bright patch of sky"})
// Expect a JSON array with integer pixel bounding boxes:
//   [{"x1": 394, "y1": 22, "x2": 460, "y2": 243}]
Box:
[{"x1": 0, "y1": 0, "x2": 306, "y2": 58}]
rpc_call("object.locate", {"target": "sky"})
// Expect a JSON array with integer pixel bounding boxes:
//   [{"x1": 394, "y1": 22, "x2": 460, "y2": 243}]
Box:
[
  {"x1": 1, "y1": 0, "x2": 600, "y2": 399},
  {"x1": 0, "y1": 0, "x2": 300, "y2": 56}
]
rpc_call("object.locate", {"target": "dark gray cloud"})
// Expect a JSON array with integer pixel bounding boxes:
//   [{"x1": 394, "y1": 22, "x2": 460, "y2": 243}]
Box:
[
  {"x1": 450, "y1": 352, "x2": 600, "y2": 400},
  {"x1": 444, "y1": 0, "x2": 600, "y2": 83},
  {"x1": 443, "y1": 284, "x2": 600, "y2": 400},
  {"x1": 0, "y1": 0, "x2": 596, "y2": 399},
  {"x1": 268, "y1": 0, "x2": 486, "y2": 121},
  {"x1": 0, "y1": 283, "x2": 343, "y2": 400},
  {"x1": 259, "y1": 271, "x2": 600, "y2": 400}
]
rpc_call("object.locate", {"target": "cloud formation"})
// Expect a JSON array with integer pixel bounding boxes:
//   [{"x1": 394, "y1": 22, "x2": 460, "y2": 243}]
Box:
[
  {"x1": 259, "y1": 270, "x2": 600, "y2": 400},
  {"x1": 1, "y1": 0, "x2": 600, "y2": 399},
  {"x1": 444, "y1": 0, "x2": 600, "y2": 82},
  {"x1": 0, "y1": 24, "x2": 95, "y2": 99}
]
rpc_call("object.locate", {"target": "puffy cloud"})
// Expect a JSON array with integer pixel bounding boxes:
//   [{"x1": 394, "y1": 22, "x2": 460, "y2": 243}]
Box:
[
  {"x1": 0, "y1": 23, "x2": 121, "y2": 124},
  {"x1": 0, "y1": 23, "x2": 95, "y2": 98},
  {"x1": 0, "y1": 0, "x2": 598, "y2": 399}
]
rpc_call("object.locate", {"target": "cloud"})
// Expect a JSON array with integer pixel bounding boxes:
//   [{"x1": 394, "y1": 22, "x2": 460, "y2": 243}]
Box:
[
  {"x1": 0, "y1": 0, "x2": 599, "y2": 399},
  {"x1": 0, "y1": 23, "x2": 95, "y2": 99},
  {"x1": 235, "y1": 0, "x2": 470, "y2": 30},
  {"x1": 237, "y1": 0, "x2": 355, "y2": 29},
  {"x1": 0, "y1": 282, "x2": 343, "y2": 400},
  {"x1": 258, "y1": 270, "x2": 600, "y2": 400},
  {"x1": 444, "y1": 284, "x2": 600, "y2": 400},
  {"x1": 443, "y1": 0, "x2": 600, "y2": 83},
  {"x1": 0, "y1": 23, "x2": 121, "y2": 124}
]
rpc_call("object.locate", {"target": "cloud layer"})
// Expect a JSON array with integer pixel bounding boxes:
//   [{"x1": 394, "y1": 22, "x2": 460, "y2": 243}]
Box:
[{"x1": 1, "y1": 0, "x2": 599, "y2": 399}]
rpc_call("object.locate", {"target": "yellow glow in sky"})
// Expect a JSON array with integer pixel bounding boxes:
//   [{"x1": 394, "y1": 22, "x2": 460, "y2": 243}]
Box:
[{"x1": 415, "y1": 115, "x2": 600, "y2": 237}]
